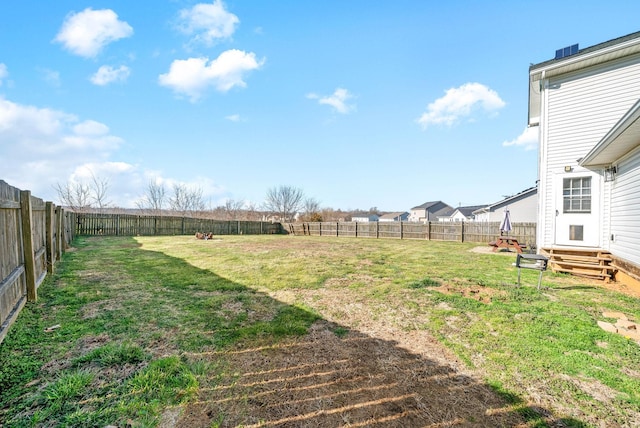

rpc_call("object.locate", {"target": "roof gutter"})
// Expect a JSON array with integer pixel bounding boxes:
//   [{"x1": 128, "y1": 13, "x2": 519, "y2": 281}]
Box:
[{"x1": 530, "y1": 36, "x2": 640, "y2": 82}]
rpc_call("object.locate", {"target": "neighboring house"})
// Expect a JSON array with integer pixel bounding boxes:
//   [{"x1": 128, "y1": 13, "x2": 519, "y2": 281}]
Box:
[
  {"x1": 438, "y1": 205, "x2": 486, "y2": 222},
  {"x1": 529, "y1": 31, "x2": 640, "y2": 272},
  {"x1": 351, "y1": 212, "x2": 379, "y2": 222},
  {"x1": 408, "y1": 201, "x2": 453, "y2": 222},
  {"x1": 473, "y1": 187, "x2": 538, "y2": 223},
  {"x1": 379, "y1": 212, "x2": 409, "y2": 222}
]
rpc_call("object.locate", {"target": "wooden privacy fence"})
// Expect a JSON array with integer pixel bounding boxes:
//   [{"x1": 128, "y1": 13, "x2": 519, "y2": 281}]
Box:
[
  {"x1": 75, "y1": 213, "x2": 284, "y2": 236},
  {"x1": 0, "y1": 180, "x2": 76, "y2": 344},
  {"x1": 287, "y1": 221, "x2": 537, "y2": 247}
]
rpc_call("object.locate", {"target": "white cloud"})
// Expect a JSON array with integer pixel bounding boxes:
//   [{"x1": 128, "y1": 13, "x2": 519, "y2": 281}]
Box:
[
  {"x1": 0, "y1": 97, "x2": 227, "y2": 208},
  {"x1": 73, "y1": 119, "x2": 110, "y2": 136},
  {"x1": 54, "y1": 8, "x2": 133, "y2": 58},
  {"x1": 225, "y1": 114, "x2": 241, "y2": 122},
  {"x1": 90, "y1": 65, "x2": 131, "y2": 85},
  {"x1": 39, "y1": 68, "x2": 61, "y2": 87},
  {"x1": 177, "y1": 0, "x2": 239, "y2": 46},
  {"x1": 158, "y1": 49, "x2": 264, "y2": 101},
  {"x1": 0, "y1": 97, "x2": 125, "y2": 199},
  {"x1": 0, "y1": 99, "x2": 123, "y2": 156},
  {"x1": 307, "y1": 87, "x2": 356, "y2": 114},
  {"x1": 74, "y1": 161, "x2": 133, "y2": 178},
  {"x1": 0, "y1": 63, "x2": 7, "y2": 85},
  {"x1": 503, "y1": 126, "x2": 539, "y2": 151},
  {"x1": 416, "y1": 82, "x2": 505, "y2": 128}
]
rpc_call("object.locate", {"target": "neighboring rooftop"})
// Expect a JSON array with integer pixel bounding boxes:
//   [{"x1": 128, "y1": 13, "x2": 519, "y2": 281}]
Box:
[
  {"x1": 379, "y1": 212, "x2": 408, "y2": 220},
  {"x1": 473, "y1": 187, "x2": 537, "y2": 214},
  {"x1": 411, "y1": 201, "x2": 446, "y2": 210}
]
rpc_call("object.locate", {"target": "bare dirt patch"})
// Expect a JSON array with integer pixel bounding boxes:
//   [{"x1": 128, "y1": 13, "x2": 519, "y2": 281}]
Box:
[
  {"x1": 433, "y1": 283, "x2": 503, "y2": 304},
  {"x1": 178, "y1": 321, "x2": 528, "y2": 427},
  {"x1": 173, "y1": 280, "x2": 535, "y2": 427}
]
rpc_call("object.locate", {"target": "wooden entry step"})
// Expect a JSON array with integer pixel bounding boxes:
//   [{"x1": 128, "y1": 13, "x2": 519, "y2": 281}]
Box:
[{"x1": 540, "y1": 247, "x2": 615, "y2": 282}]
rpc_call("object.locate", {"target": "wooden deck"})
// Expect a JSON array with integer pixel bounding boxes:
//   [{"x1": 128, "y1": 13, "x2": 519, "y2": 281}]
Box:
[{"x1": 540, "y1": 247, "x2": 615, "y2": 282}]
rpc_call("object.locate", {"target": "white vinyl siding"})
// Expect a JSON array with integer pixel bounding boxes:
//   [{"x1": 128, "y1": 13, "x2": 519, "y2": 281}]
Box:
[
  {"x1": 610, "y1": 148, "x2": 640, "y2": 265},
  {"x1": 538, "y1": 54, "x2": 640, "y2": 248},
  {"x1": 482, "y1": 192, "x2": 538, "y2": 223},
  {"x1": 546, "y1": 59, "x2": 640, "y2": 171}
]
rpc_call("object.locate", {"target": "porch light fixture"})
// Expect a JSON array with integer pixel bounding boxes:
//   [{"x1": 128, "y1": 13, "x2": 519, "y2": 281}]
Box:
[
  {"x1": 564, "y1": 165, "x2": 573, "y2": 172},
  {"x1": 604, "y1": 166, "x2": 617, "y2": 182}
]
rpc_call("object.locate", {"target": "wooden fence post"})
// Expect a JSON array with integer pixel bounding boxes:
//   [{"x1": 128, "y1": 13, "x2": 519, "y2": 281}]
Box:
[
  {"x1": 400, "y1": 221, "x2": 404, "y2": 239},
  {"x1": 427, "y1": 222, "x2": 431, "y2": 241},
  {"x1": 62, "y1": 211, "x2": 69, "y2": 248},
  {"x1": 336, "y1": 222, "x2": 339, "y2": 237},
  {"x1": 20, "y1": 191, "x2": 37, "y2": 302},
  {"x1": 460, "y1": 222, "x2": 465, "y2": 243},
  {"x1": 45, "y1": 201, "x2": 55, "y2": 273},
  {"x1": 56, "y1": 206, "x2": 63, "y2": 259}
]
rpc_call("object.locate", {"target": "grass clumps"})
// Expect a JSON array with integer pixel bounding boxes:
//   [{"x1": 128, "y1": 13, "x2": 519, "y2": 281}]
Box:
[
  {"x1": 409, "y1": 277, "x2": 441, "y2": 288},
  {"x1": 1, "y1": 235, "x2": 640, "y2": 426},
  {"x1": 73, "y1": 342, "x2": 147, "y2": 368}
]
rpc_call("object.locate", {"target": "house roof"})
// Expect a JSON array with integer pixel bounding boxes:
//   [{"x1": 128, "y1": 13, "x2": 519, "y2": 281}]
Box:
[
  {"x1": 530, "y1": 30, "x2": 640, "y2": 79},
  {"x1": 454, "y1": 205, "x2": 486, "y2": 217},
  {"x1": 580, "y1": 98, "x2": 640, "y2": 167},
  {"x1": 379, "y1": 212, "x2": 408, "y2": 220},
  {"x1": 439, "y1": 205, "x2": 485, "y2": 219},
  {"x1": 410, "y1": 201, "x2": 446, "y2": 210},
  {"x1": 351, "y1": 212, "x2": 379, "y2": 218},
  {"x1": 529, "y1": 31, "x2": 640, "y2": 127},
  {"x1": 472, "y1": 187, "x2": 537, "y2": 214}
]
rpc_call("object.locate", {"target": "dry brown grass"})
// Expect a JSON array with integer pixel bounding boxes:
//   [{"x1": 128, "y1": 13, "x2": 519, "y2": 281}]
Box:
[{"x1": 176, "y1": 320, "x2": 528, "y2": 427}]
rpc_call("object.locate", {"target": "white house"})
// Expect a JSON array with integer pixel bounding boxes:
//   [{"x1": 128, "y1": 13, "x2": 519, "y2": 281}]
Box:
[
  {"x1": 472, "y1": 187, "x2": 537, "y2": 223},
  {"x1": 408, "y1": 201, "x2": 452, "y2": 222},
  {"x1": 351, "y1": 212, "x2": 379, "y2": 222},
  {"x1": 438, "y1": 205, "x2": 485, "y2": 222},
  {"x1": 529, "y1": 31, "x2": 640, "y2": 277}
]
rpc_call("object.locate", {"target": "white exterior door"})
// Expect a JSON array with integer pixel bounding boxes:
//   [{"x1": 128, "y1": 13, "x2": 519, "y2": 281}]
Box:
[{"x1": 554, "y1": 172, "x2": 601, "y2": 247}]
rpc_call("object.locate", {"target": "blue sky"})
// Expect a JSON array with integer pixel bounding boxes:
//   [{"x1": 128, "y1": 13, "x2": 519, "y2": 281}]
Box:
[{"x1": 1, "y1": 1, "x2": 639, "y2": 212}]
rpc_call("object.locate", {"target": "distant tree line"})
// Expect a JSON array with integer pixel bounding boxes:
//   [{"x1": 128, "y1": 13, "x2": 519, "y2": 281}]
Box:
[{"x1": 54, "y1": 177, "x2": 369, "y2": 222}]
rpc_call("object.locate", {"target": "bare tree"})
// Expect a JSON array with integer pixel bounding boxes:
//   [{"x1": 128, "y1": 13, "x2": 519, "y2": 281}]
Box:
[
  {"x1": 170, "y1": 183, "x2": 205, "y2": 216},
  {"x1": 264, "y1": 185, "x2": 305, "y2": 222},
  {"x1": 320, "y1": 207, "x2": 346, "y2": 222},
  {"x1": 244, "y1": 201, "x2": 262, "y2": 221},
  {"x1": 54, "y1": 181, "x2": 92, "y2": 212},
  {"x1": 55, "y1": 171, "x2": 112, "y2": 212},
  {"x1": 300, "y1": 197, "x2": 322, "y2": 221},
  {"x1": 222, "y1": 199, "x2": 245, "y2": 220},
  {"x1": 136, "y1": 180, "x2": 167, "y2": 215},
  {"x1": 90, "y1": 174, "x2": 111, "y2": 211}
]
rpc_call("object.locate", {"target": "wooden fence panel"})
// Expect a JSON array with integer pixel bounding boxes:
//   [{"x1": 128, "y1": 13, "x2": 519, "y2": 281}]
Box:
[
  {"x1": 31, "y1": 199, "x2": 48, "y2": 288},
  {"x1": 378, "y1": 222, "x2": 402, "y2": 239},
  {"x1": 428, "y1": 222, "x2": 461, "y2": 241},
  {"x1": 0, "y1": 181, "x2": 26, "y2": 345},
  {"x1": 338, "y1": 222, "x2": 356, "y2": 237},
  {"x1": 72, "y1": 214, "x2": 283, "y2": 237},
  {"x1": 287, "y1": 221, "x2": 537, "y2": 246},
  {"x1": 0, "y1": 181, "x2": 72, "y2": 344}
]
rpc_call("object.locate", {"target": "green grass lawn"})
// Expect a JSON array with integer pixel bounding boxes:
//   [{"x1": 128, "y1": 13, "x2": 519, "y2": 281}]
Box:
[{"x1": 1, "y1": 235, "x2": 639, "y2": 427}]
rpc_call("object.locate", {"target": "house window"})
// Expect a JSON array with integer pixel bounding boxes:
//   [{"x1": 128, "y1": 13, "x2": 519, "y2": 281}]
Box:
[{"x1": 563, "y1": 177, "x2": 591, "y2": 213}]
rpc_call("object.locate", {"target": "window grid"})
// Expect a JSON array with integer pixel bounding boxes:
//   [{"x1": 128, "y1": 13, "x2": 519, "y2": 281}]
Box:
[{"x1": 563, "y1": 177, "x2": 591, "y2": 213}]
